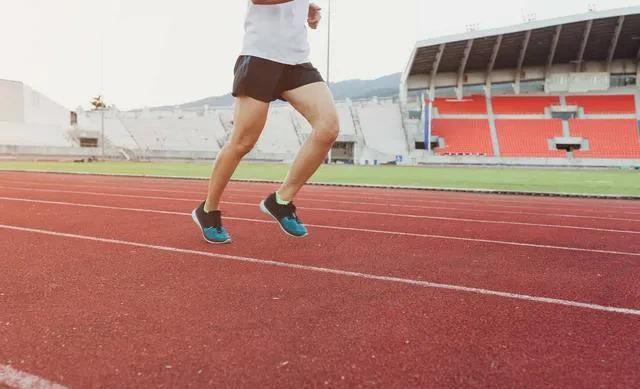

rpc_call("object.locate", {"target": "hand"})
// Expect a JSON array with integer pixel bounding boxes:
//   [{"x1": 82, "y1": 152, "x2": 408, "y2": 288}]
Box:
[{"x1": 308, "y1": 3, "x2": 322, "y2": 29}]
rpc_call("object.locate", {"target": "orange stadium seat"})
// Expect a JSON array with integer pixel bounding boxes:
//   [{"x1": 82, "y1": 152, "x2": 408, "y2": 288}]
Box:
[
  {"x1": 432, "y1": 96, "x2": 487, "y2": 114},
  {"x1": 495, "y1": 119, "x2": 566, "y2": 157},
  {"x1": 492, "y1": 96, "x2": 560, "y2": 114},
  {"x1": 569, "y1": 119, "x2": 640, "y2": 158},
  {"x1": 565, "y1": 95, "x2": 637, "y2": 114},
  {"x1": 432, "y1": 119, "x2": 494, "y2": 156}
]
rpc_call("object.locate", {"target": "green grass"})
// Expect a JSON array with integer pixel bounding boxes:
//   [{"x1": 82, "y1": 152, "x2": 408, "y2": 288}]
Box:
[{"x1": 1, "y1": 160, "x2": 639, "y2": 196}]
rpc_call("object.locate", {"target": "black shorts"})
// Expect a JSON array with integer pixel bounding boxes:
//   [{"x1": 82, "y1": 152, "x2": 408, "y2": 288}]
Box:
[{"x1": 232, "y1": 56, "x2": 324, "y2": 103}]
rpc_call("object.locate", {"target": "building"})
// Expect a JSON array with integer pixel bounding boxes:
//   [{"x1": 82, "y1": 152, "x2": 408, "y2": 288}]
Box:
[{"x1": 400, "y1": 5, "x2": 640, "y2": 167}]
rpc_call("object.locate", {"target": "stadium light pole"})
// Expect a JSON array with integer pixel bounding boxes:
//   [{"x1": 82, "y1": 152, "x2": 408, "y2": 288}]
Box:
[
  {"x1": 325, "y1": 0, "x2": 333, "y2": 164},
  {"x1": 100, "y1": 37, "x2": 105, "y2": 158},
  {"x1": 101, "y1": 108, "x2": 105, "y2": 157},
  {"x1": 326, "y1": 0, "x2": 332, "y2": 84}
]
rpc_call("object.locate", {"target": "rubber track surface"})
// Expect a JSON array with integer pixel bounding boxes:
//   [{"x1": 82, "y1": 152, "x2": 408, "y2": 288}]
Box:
[{"x1": 0, "y1": 171, "x2": 638, "y2": 388}]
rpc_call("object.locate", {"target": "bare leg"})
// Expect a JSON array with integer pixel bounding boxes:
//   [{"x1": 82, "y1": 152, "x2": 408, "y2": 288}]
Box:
[
  {"x1": 277, "y1": 82, "x2": 339, "y2": 201},
  {"x1": 205, "y1": 96, "x2": 269, "y2": 211}
]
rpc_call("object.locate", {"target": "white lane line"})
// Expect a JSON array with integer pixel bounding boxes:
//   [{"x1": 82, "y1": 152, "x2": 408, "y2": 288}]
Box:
[
  {"x1": 4, "y1": 171, "x2": 639, "y2": 210},
  {"x1": 0, "y1": 196, "x2": 638, "y2": 257},
  {"x1": 4, "y1": 179, "x2": 640, "y2": 215},
  {"x1": 303, "y1": 206, "x2": 640, "y2": 235},
  {"x1": 13, "y1": 175, "x2": 637, "y2": 211},
  {"x1": 0, "y1": 365, "x2": 69, "y2": 389},
  {"x1": 1, "y1": 195, "x2": 638, "y2": 235},
  {"x1": 284, "y1": 197, "x2": 640, "y2": 223},
  {"x1": 1, "y1": 223, "x2": 639, "y2": 317},
  {"x1": 2, "y1": 185, "x2": 639, "y2": 224},
  {"x1": 3, "y1": 178, "x2": 639, "y2": 219}
]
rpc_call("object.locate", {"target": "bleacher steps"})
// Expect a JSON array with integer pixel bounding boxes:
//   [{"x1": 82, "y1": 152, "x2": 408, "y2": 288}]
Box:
[{"x1": 485, "y1": 95, "x2": 501, "y2": 157}]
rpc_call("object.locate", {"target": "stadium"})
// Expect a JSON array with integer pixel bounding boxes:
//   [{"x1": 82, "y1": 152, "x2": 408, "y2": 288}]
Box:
[
  {"x1": 1, "y1": 3, "x2": 640, "y2": 389},
  {"x1": 401, "y1": 5, "x2": 640, "y2": 167},
  {"x1": 2, "y1": 7, "x2": 640, "y2": 169}
]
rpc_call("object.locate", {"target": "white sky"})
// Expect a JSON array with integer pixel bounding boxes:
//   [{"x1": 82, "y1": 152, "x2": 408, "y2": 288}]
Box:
[{"x1": 1, "y1": 0, "x2": 639, "y2": 110}]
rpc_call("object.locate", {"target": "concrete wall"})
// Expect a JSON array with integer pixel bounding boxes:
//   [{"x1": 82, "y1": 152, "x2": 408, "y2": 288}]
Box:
[
  {"x1": 76, "y1": 110, "x2": 140, "y2": 149},
  {"x1": 0, "y1": 79, "x2": 25, "y2": 123},
  {"x1": 257, "y1": 107, "x2": 300, "y2": 154},
  {"x1": 406, "y1": 59, "x2": 638, "y2": 92},
  {"x1": 0, "y1": 121, "x2": 72, "y2": 147},
  {"x1": 356, "y1": 101, "x2": 407, "y2": 158},
  {"x1": 0, "y1": 80, "x2": 73, "y2": 148},
  {"x1": 22, "y1": 84, "x2": 70, "y2": 127},
  {"x1": 0, "y1": 145, "x2": 95, "y2": 158},
  {"x1": 412, "y1": 154, "x2": 640, "y2": 168}
]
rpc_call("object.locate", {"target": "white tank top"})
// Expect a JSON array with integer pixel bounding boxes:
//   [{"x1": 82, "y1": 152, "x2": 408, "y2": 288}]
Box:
[{"x1": 240, "y1": 0, "x2": 311, "y2": 65}]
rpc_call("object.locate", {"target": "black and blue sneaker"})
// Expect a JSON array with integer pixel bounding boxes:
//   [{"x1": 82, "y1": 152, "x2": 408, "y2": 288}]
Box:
[
  {"x1": 259, "y1": 193, "x2": 308, "y2": 238},
  {"x1": 191, "y1": 202, "x2": 232, "y2": 244}
]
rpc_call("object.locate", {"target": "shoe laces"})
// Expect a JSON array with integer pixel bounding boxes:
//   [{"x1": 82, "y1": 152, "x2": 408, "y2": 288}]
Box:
[
  {"x1": 205, "y1": 226, "x2": 224, "y2": 234},
  {"x1": 283, "y1": 203, "x2": 300, "y2": 222},
  {"x1": 203, "y1": 207, "x2": 224, "y2": 231}
]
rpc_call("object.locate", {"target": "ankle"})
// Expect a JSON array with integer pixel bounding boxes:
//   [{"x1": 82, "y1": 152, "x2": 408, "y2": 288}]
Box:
[
  {"x1": 204, "y1": 201, "x2": 218, "y2": 214},
  {"x1": 275, "y1": 191, "x2": 291, "y2": 205}
]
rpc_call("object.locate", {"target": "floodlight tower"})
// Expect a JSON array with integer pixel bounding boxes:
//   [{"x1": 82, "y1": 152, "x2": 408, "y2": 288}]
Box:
[
  {"x1": 100, "y1": 38, "x2": 105, "y2": 157},
  {"x1": 325, "y1": 0, "x2": 333, "y2": 164},
  {"x1": 326, "y1": 0, "x2": 332, "y2": 84}
]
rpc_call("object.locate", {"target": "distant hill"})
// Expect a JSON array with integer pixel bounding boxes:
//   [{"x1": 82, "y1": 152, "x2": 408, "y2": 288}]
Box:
[
  {"x1": 329, "y1": 73, "x2": 401, "y2": 101},
  {"x1": 155, "y1": 73, "x2": 401, "y2": 110}
]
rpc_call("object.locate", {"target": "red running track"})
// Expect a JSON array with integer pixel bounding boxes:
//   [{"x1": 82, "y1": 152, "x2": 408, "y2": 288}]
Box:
[{"x1": 0, "y1": 171, "x2": 639, "y2": 389}]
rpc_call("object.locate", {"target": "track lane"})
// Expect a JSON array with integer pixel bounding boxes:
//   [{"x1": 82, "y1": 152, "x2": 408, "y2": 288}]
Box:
[
  {"x1": 0, "y1": 198, "x2": 638, "y2": 309},
  {"x1": 2, "y1": 171, "x2": 640, "y2": 214},
  {"x1": 1, "y1": 187, "x2": 639, "y2": 254},
  {"x1": 5, "y1": 177, "x2": 640, "y2": 216},
  {"x1": 2, "y1": 183, "x2": 640, "y2": 231},
  {"x1": 2, "y1": 228, "x2": 640, "y2": 388}
]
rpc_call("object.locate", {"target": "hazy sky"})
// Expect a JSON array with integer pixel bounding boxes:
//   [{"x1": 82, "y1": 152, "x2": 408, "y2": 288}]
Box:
[{"x1": 1, "y1": 0, "x2": 639, "y2": 110}]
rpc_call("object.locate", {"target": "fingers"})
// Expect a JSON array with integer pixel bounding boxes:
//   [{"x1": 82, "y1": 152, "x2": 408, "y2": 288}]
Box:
[{"x1": 308, "y1": 9, "x2": 322, "y2": 30}]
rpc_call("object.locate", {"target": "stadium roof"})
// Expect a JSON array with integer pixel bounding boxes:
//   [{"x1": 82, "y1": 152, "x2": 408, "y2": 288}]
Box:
[{"x1": 402, "y1": 6, "x2": 640, "y2": 94}]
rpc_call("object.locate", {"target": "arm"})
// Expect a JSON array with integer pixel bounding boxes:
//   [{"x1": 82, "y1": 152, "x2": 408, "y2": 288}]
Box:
[
  {"x1": 251, "y1": 0, "x2": 293, "y2": 4},
  {"x1": 307, "y1": 3, "x2": 322, "y2": 29}
]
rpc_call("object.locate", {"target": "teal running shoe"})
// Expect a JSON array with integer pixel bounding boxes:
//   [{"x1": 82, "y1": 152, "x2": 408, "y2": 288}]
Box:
[
  {"x1": 259, "y1": 193, "x2": 308, "y2": 238},
  {"x1": 192, "y1": 202, "x2": 232, "y2": 244}
]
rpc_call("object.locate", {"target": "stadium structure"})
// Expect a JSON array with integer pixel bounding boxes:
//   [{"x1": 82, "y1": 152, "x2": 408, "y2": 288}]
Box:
[
  {"x1": 401, "y1": 5, "x2": 640, "y2": 167},
  {"x1": 1, "y1": 6, "x2": 639, "y2": 167}
]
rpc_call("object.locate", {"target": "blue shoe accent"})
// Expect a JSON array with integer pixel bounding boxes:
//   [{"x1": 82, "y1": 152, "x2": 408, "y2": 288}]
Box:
[
  {"x1": 192, "y1": 202, "x2": 232, "y2": 244},
  {"x1": 259, "y1": 193, "x2": 309, "y2": 238},
  {"x1": 280, "y1": 216, "x2": 308, "y2": 237},
  {"x1": 203, "y1": 226, "x2": 232, "y2": 243}
]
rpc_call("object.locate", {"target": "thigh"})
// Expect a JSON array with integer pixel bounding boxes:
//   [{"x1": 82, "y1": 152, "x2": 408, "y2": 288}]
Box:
[
  {"x1": 281, "y1": 82, "x2": 337, "y2": 127},
  {"x1": 233, "y1": 56, "x2": 283, "y2": 103},
  {"x1": 229, "y1": 96, "x2": 270, "y2": 144}
]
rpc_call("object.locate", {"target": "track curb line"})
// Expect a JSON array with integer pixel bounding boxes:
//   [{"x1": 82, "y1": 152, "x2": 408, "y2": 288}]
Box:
[{"x1": 1, "y1": 168, "x2": 639, "y2": 200}]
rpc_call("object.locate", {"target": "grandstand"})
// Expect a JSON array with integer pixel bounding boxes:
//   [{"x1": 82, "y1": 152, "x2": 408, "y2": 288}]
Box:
[
  {"x1": 1, "y1": 7, "x2": 640, "y2": 167},
  {"x1": 496, "y1": 119, "x2": 566, "y2": 157},
  {"x1": 67, "y1": 100, "x2": 400, "y2": 164},
  {"x1": 431, "y1": 119, "x2": 493, "y2": 156},
  {"x1": 354, "y1": 99, "x2": 408, "y2": 160},
  {"x1": 0, "y1": 79, "x2": 78, "y2": 155},
  {"x1": 401, "y1": 5, "x2": 640, "y2": 167}
]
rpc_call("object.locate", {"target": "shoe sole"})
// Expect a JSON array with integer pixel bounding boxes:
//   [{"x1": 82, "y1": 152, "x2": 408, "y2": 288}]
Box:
[
  {"x1": 259, "y1": 200, "x2": 309, "y2": 238},
  {"x1": 191, "y1": 209, "x2": 232, "y2": 244}
]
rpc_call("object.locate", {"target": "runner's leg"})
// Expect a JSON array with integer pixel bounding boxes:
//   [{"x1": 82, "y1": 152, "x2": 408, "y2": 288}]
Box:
[
  {"x1": 204, "y1": 96, "x2": 269, "y2": 211},
  {"x1": 277, "y1": 82, "x2": 339, "y2": 201}
]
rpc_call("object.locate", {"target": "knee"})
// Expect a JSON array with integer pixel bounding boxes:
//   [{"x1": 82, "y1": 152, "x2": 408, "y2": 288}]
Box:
[
  {"x1": 227, "y1": 135, "x2": 257, "y2": 157},
  {"x1": 312, "y1": 115, "x2": 339, "y2": 145}
]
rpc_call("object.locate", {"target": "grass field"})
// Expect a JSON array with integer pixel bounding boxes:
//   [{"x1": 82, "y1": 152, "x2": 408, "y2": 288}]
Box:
[{"x1": 0, "y1": 160, "x2": 639, "y2": 196}]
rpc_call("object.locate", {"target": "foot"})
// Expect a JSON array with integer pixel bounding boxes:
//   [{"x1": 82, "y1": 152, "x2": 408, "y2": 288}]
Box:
[
  {"x1": 192, "y1": 202, "x2": 232, "y2": 244},
  {"x1": 259, "y1": 193, "x2": 308, "y2": 238}
]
